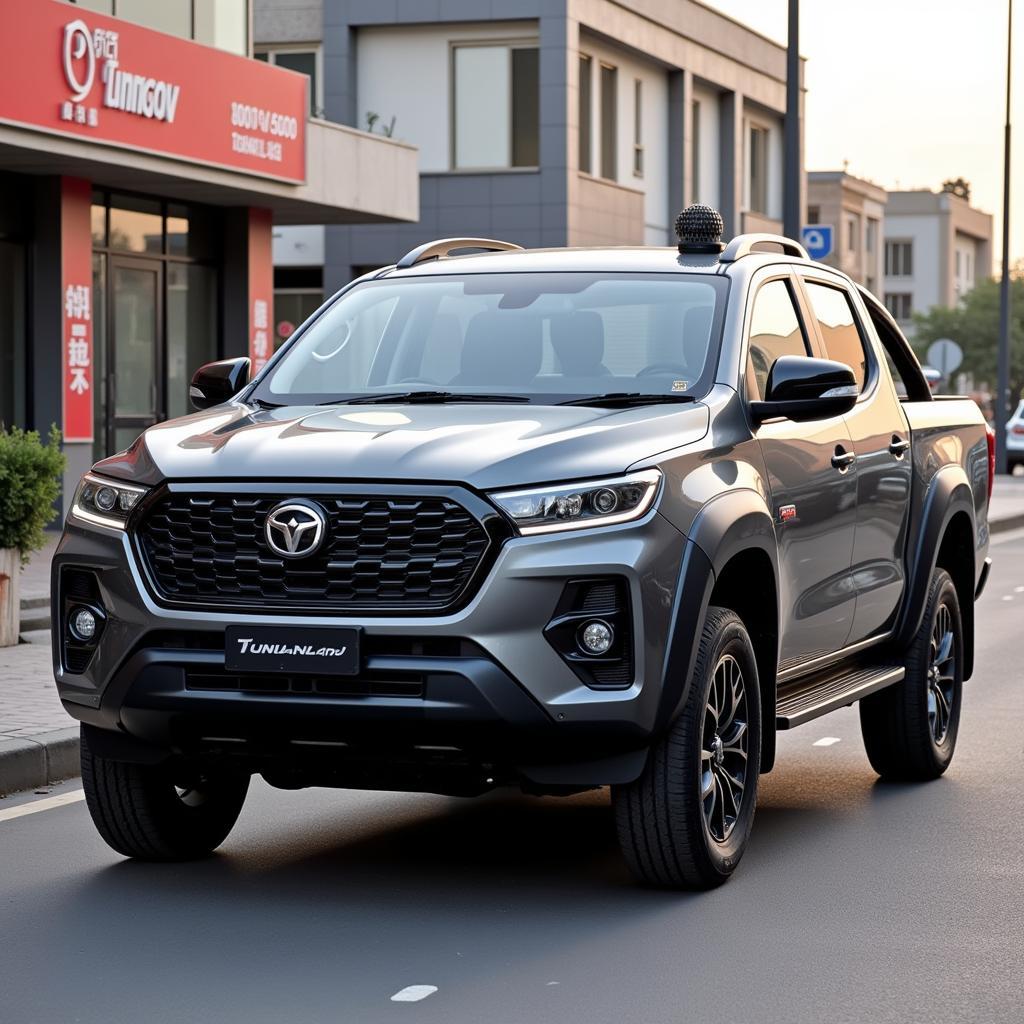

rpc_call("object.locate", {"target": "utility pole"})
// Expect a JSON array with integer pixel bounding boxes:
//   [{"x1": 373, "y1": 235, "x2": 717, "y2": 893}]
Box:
[
  {"x1": 996, "y1": 0, "x2": 1014, "y2": 473},
  {"x1": 783, "y1": 0, "x2": 801, "y2": 241}
]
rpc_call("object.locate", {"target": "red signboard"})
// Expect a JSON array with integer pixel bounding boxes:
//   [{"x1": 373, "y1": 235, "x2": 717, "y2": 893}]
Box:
[
  {"x1": 248, "y1": 209, "x2": 274, "y2": 375},
  {"x1": 61, "y1": 177, "x2": 94, "y2": 444},
  {"x1": 0, "y1": 0, "x2": 306, "y2": 184}
]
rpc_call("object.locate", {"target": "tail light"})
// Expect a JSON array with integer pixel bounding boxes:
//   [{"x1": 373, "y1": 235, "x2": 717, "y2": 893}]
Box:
[
  {"x1": 986, "y1": 426, "x2": 996, "y2": 500},
  {"x1": 1011, "y1": 424, "x2": 1024, "y2": 436}
]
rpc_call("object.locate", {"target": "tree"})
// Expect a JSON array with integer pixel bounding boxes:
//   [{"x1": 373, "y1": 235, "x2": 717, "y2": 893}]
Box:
[{"x1": 912, "y1": 264, "x2": 1024, "y2": 406}]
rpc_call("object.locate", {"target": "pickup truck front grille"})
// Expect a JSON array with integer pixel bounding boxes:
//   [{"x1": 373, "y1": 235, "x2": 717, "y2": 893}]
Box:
[{"x1": 136, "y1": 492, "x2": 491, "y2": 613}]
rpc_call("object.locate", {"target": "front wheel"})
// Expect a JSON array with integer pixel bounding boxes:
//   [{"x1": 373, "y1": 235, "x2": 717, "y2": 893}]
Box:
[
  {"x1": 613, "y1": 606, "x2": 761, "y2": 890},
  {"x1": 81, "y1": 726, "x2": 250, "y2": 860},
  {"x1": 860, "y1": 567, "x2": 963, "y2": 780}
]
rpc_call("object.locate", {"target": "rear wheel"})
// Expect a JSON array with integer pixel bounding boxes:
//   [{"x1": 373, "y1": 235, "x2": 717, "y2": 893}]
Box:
[
  {"x1": 81, "y1": 726, "x2": 249, "y2": 860},
  {"x1": 613, "y1": 606, "x2": 761, "y2": 889},
  {"x1": 860, "y1": 567, "x2": 963, "y2": 780}
]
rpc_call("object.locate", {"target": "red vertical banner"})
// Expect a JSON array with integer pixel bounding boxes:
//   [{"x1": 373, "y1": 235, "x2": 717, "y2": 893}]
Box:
[
  {"x1": 61, "y1": 176, "x2": 94, "y2": 443},
  {"x1": 247, "y1": 207, "x2": 274, "y2": 376}
]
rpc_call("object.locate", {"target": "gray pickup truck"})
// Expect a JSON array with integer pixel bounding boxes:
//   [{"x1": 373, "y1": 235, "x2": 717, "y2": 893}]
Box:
[{"x1": 53, "y1": 205, "x2": 992, "y2": 890}]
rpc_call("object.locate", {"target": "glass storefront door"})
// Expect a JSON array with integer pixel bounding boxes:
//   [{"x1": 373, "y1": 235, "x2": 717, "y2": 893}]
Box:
[
  {"x1": 108, "y1": 255, "x2": 162, "y2": 454},
  {"x1": 91, "y1": 193, "x2": 220, "y2": 458}
]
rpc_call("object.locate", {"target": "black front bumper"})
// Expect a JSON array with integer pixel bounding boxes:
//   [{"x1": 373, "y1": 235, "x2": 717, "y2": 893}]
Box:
[{"x1": 65, "y1": 644, "x2": 651, "y2": 792}]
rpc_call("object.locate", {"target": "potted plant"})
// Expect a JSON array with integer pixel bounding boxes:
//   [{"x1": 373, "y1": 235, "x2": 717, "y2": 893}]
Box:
[{"x1": 0, "y1": 425, "x2": 65, "y2": 646}]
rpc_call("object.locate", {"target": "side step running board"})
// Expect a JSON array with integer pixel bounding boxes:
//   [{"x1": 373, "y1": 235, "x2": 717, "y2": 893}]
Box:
[{"x1": 776, "y1": 664, "x2": 904, "y2": 729}]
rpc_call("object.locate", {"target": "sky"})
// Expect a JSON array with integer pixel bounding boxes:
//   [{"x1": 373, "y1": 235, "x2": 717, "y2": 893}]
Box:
[{"x1": 701, "y1": 0, "x2": 1023, "y2": 271}]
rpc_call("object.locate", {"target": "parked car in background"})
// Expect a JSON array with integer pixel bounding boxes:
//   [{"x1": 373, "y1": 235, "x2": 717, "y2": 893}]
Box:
[{"x1": 1006, "y1": 399, "x2": 1024, "y2": 473}]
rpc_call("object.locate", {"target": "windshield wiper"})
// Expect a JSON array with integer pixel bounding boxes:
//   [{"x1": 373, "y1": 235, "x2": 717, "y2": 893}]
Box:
[
  {"x1": 322, "y1": 391, "x2": 530, "y2": 406},
  {"x1": 557, "y1": 392, "x2": 697, "y2": 408}
]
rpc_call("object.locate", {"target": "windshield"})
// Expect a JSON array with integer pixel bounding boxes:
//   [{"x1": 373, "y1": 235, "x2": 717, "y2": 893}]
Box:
[{"x1": 254, "y1": 272, "x2": 727, "y2": 405}]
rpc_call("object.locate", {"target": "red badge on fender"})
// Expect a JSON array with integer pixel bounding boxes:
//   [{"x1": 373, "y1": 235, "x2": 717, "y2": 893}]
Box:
[{"x1": 779, "y1": 504, "x2": 797, "y2": 523}]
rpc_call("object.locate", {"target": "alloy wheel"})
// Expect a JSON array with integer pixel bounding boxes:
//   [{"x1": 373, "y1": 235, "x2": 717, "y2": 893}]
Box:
[
  {"x1": 701, "y1": 653, "x2": 749, "y2": 843},
  {"x1": 927, "y1": 601, "x2": 957, "y2": 746}
]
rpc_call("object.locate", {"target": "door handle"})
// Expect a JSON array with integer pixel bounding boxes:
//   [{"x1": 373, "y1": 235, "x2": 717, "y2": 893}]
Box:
[
  {"x1": 889, "y1": 435, "x2": 910, "y2": 458},
  {"x1": 831, "y1": 446, "x2": 856, "y2": 471}
]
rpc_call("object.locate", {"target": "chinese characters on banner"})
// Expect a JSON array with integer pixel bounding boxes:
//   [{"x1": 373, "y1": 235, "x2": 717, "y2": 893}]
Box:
[
  {"x1": 248, "y1": 208, "x2": 274, "y2": 375},
  {"x1": 61, "y1": 177, "x2": 94, "y2": 442},
  {"x1": 252, "y1": 298, "x2": 270, "y2": 374}
]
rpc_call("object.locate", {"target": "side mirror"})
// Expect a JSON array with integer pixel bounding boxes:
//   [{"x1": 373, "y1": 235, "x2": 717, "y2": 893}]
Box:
[
  {"x1": 189, "y1": 357, "x2": 251, "y2": 411},
  {"x1": 750, "y1": 355, "x2": 859, "y2": 424}
]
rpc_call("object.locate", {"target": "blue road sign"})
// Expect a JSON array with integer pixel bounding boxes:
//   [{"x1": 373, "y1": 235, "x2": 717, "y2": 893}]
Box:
[{"x1": 801, "y1": 225, "x2": 834, "y2": 261}]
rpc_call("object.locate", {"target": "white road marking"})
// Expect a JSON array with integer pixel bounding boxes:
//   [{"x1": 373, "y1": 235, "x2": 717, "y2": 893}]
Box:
[
  {"x1": 812, "y1": 737, "x2": 842, "y2": 747},
  {"x1": 1002, "y1": 595, "x2": 1015, "y2": 601},
  {"x1": 0, "y1": 789, "x2": 85, "y2": 823},
  {"x1": 390, "y1": 986, "x2": 438, "y2": 1003},
  {"x1": 1015, "y1": 586, "x2": 1024, "y2": 593}
]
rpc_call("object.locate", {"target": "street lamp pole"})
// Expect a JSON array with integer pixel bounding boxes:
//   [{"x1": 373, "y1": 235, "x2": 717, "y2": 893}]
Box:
[
  {"x1": 996, "y1": 0, "x2": 1013, "y2": 473},
  {"x1": 783, "y1": 0, "x2": 801, "y2": 241}
]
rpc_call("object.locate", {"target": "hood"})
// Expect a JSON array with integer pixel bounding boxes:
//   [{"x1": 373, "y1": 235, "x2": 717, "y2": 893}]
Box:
[{"x1": 95, "y1": 401, "x2": 710, "y2": 491}]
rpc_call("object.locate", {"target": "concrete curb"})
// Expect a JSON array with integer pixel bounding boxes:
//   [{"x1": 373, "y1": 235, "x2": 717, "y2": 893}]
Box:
[
  {"x1": 990, "y1": 513, "x2": 1024, "y2": 536},
  {"x1": 0, "y1": 727, "x2": 80, "y2": 797}
]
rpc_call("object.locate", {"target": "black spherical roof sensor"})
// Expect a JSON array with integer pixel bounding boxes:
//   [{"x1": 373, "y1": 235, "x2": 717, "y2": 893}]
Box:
[{"x1": 675, "y1": 204, "x2": 725, "y2": 254}]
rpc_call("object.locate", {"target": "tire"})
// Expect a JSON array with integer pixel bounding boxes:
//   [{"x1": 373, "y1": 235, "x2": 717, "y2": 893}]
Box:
[
  {"x1": 613, "y1": 606, "x2": 761, "y2": 890},
  {"x1": 81, "y1": 726, "x2": 250, "y2": 860},
  {"x1": 859, "y1": 567, "x2": 963, "y2": 781}
]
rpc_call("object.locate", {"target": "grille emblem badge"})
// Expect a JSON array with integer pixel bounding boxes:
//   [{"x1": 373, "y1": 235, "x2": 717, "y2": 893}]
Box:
[{"x1": 265, "y1": 502, "x2": 326, "y2": 558}]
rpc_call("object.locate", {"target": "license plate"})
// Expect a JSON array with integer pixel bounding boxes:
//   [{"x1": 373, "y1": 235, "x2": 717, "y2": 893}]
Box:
[{"x1": 225, "y1": 625, "x2": 360, "y2": 676}]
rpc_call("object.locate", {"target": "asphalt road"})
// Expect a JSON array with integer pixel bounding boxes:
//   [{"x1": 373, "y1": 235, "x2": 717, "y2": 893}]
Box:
[{"x1": 2, "y1": 532, "x2": 1023, "y2": 1024}]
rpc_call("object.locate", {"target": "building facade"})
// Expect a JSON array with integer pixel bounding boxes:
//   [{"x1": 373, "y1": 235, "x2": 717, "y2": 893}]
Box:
[
  {"x1": 255, "y1": 0, "x2": 805, "y2": 306},
  {"x1": 882, "y1": 187, "x2": 993, "y2": 329},
  {"x1": 806, "y1": 171, "x2": 886, "y2": 292},
  {"x1": 0, "y1": 0, "x2": 418, "y2": 507}
]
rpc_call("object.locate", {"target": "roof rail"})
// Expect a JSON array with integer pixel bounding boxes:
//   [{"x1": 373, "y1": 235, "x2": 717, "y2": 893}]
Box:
[
  {"x1": 719, "y1": 233, "x2": 809, "y2": 263},
  {"x1": 396, "y1": 237, "x2": 523, "y2": 269}
]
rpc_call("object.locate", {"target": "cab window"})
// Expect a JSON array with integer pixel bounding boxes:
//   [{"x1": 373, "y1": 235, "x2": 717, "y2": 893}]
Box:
[
  {"x1": 746, "y1": 278, "x2": 809, "y2": 400},
  {"x1": 803, "y1": 280, "x2": 870, "y2": 391}
]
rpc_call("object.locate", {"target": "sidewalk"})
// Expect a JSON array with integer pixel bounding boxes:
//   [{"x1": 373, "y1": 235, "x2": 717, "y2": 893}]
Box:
[
  {"x1": 4, "y1": 477, "x2": 1024, "y2": 797},
  {"x1": 0, "y1": 633, "x2": 78, "y2": 796}
]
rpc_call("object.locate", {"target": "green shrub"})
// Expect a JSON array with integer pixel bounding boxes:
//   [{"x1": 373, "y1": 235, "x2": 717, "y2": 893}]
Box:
[{"x1": 0, "y1": 425, "x2": 66, "y2": 563}]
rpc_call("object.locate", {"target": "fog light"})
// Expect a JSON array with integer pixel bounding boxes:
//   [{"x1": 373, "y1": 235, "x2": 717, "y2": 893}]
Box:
[
  {"x1": 94, "y1": 487, "x2": 118, "y2": 512},
  {"x1": 579, "y1": 620, "x2": 613, "y2": 656},
  {"x1": 70, "y1": 607, "x2": 97, "y2": 641}
]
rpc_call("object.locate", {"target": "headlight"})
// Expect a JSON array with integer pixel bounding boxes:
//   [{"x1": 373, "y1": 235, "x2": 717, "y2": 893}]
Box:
[
  {"x1": 491, "y1": 469, "x2": 661, "y2": 535},
  {"x1": 71, "y1": 473, "x2": 148, "y2": 529}
]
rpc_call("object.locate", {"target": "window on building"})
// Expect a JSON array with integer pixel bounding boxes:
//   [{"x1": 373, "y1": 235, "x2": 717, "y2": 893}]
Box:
[
  {"x1": 633, "y1": 79, "x2": 644, "y2": 177},
  {"x1": 114, "y1": 0, "x2": 191, "y2": 37},
  {"x1": 81, "y1": 0, "x2": 249, "y2": 55},
  {"x1": 865, "y1": 217, "x2": 878, "y2": 254},
  {"x1": 690, "y1": 100, "x2": 701, "y2": 202},
  {"x1": 803, "y1": 280, "x2": 869, "y2": 390},
  {"x1": 256, "y1": 47, "x2": 322, "y2": 117},
  {"x1": 600, "y1": 63, "x2": 618, "y2": 180},
  {"x1": 845, "y1": 212, "x2": 859, "y2": 253},
  {"x1": 453, "y1": 43, "x2": 539, "y2": 170},
  {"x1": 885, "y1": 240, "x2": 913, "y2": 277},
  {"x1": 193, "y1": 0, "x2": 248, "y2": 55},
  {"x1": 579, "y1": 54, "x2": 593, "y2": 174},
  {"x1": 748, "y1": 124, "x2": 769, "y2": 215},
  {"x1": 885, "y1": 292, "x2": 913, "y2": 321},
  {"x1": 746, "y1": 279, "x2": 809, "y2": 400},
  {"x1": 807, "y1": 206, "x2": 820, "y2": 225}
]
